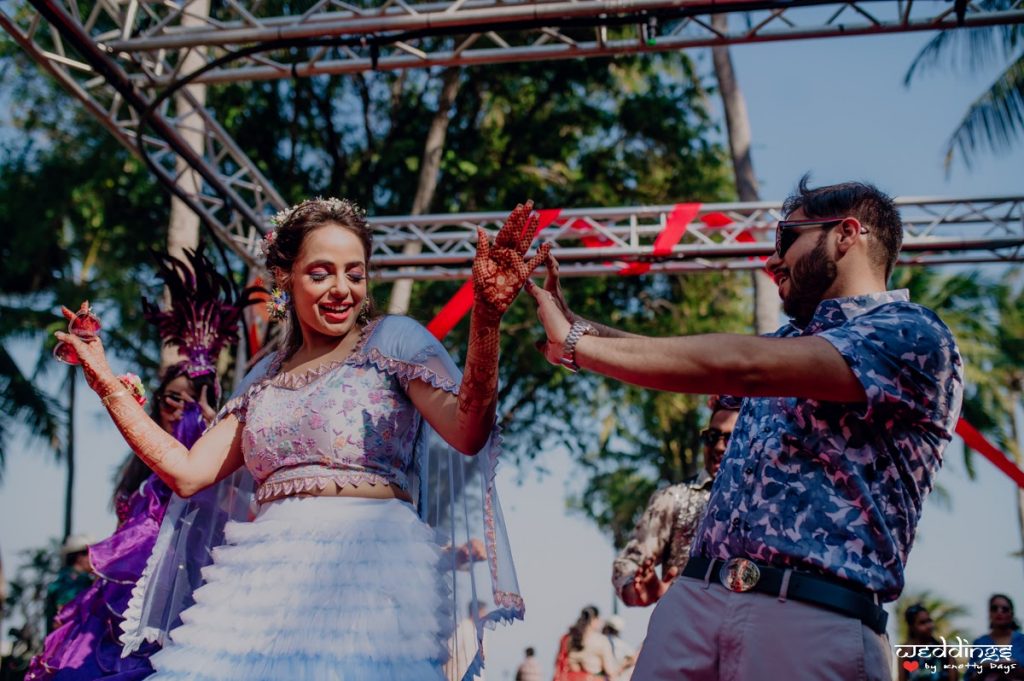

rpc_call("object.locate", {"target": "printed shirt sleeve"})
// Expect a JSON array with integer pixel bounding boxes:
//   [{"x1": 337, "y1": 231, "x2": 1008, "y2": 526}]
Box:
[
  {"x1": 817, "y1": 302, "x2": 963, "y2": 434},
  {"x1": 612, "y1": 486, "x2": 679, "y2": 593}
]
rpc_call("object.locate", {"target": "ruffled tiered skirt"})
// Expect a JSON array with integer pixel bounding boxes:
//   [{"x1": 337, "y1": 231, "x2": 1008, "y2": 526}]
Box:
[{"x1": 148, "y1": 495, "x2": 453, "y2": 680}]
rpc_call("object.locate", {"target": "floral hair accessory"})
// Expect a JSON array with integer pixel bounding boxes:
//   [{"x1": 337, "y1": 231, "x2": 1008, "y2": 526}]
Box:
[
  {"x1": 258, "y1": 229, "x2": 277, "y2": 257},
  {"x1": 118, "y1": 373, "x2": 147, "y2": 406},
  {"x1": 267, "y1": 287, "x2": 291, "y2": 321}
]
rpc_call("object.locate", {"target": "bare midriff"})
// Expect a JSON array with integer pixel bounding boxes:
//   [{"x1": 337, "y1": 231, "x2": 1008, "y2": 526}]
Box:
[{"x1": 260, "y1": 480, "x2": 412, "y2": 504}]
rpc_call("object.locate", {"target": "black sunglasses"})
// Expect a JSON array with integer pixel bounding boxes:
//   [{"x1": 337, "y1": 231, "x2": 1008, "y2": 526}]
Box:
[
  {"x1": 775, "y1": 217, "x2": 846, "y2": 258},
  {"x1": 699, "y1": 429, "x2": 732, "y2": 447}
]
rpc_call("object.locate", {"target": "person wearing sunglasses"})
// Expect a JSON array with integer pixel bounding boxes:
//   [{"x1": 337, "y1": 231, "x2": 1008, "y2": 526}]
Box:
[
  {"x1": 526, "y1": 177, "x2": 963, "y2": 681},
  {"x1": 967, "y1": 594, "x2": 1024, "y2": 680},
  {"x1": 612, "y1": 395, "x2": 740, "y2": 608}
]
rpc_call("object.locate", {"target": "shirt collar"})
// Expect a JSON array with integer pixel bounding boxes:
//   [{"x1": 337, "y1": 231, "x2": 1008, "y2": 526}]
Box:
[
  {"x1": 788, "y1": 289, "x2": 910, "y2": 334},
  {"x1": 689, "y1": 468, "x2": 714, "y2": 490}
]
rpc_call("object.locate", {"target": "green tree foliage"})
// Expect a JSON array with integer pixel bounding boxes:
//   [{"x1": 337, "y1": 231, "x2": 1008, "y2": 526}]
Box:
[
  {"x1": 202, "y1": 40, "x2": 744, "y2": 544},
  {"x1": 1, "y1": 543, "x2": 62, "y2": 675},
  {"x1": 2, "y1": 7, "x2": 743, "y2": 548},
  {"x1": 905, "y1": 0, "x2": 1024, "y2": 168}
]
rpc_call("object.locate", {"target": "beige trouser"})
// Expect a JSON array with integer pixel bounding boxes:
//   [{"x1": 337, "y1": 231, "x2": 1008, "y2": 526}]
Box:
[{"x1": 631, "y1": 574, "x2": 892, "y2": 680}]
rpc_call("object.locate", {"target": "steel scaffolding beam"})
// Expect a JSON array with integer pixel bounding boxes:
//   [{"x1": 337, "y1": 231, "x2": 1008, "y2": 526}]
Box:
[
  {"x1": 3, "y1": 1, "x2": 1023, "y2": 279},
  {"x1": 45, "y1": 1, "x2": 1024, "y2": 85},
  {"x1": 364, "y1": 195, "x2": 1024, "y2": 280}
]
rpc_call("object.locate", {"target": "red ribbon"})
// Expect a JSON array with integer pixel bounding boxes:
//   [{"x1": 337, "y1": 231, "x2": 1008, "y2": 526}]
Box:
[
  {"x1": 956, "y1": 417, "x2": 1024, "y2": 489},
  {"x1": 619, "y1": 203, "x2": 701, "y2": 276}
]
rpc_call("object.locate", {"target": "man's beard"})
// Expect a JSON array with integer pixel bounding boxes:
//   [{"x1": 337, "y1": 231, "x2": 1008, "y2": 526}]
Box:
[{"x1": 782, "y1": 235, "x2": 838, "y2": 327}]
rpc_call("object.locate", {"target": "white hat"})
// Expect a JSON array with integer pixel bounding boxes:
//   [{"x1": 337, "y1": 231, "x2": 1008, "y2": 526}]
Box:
[
  {"x1": 60, "y1": 534, "x2": 93, "y2": 556},
  {"x1": 605, "y1": 615, "x2": 625, "y2": 633}
]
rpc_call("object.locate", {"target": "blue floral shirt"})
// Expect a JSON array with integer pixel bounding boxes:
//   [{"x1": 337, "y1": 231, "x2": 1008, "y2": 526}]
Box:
[{"x1": 693, "y1": 290, "x2": 963, "y2": 600}]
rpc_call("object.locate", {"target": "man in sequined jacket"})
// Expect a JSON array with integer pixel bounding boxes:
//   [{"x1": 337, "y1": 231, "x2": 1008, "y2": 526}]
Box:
[
  {"x1": 527, "y1": 177, "x2": 964, "y2": 681},
  {"x1": 612, "y1": 396, "x2": 739, "y2": 607}
]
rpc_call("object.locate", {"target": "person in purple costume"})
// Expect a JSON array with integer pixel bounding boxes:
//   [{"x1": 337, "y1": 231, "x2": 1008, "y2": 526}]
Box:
[{"x1": 27, "y1": 247, "x2": 256, "y2": 680}]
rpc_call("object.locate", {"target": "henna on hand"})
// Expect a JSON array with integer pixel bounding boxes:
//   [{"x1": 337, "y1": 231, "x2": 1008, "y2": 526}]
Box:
[
  {"x1": 56, "y1": 301, "x2": 189, "y2": 480},
  {"x1": 472, "y1": 201, "x2": 553, "y2": 316},
  {"x1": 459, "y1": 203, "x2": 551, "y2": 442}
]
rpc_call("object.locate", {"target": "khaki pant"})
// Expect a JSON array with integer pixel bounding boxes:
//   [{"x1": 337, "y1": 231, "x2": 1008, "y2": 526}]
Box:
[{"x1": 632, "y1": 574, "x2": 892, "y2": 680}]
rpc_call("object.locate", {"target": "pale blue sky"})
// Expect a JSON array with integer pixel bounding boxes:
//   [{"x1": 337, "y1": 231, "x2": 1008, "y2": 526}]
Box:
[{"x1": 3, "y1": 25, "x2": 1024, "y2": 681}]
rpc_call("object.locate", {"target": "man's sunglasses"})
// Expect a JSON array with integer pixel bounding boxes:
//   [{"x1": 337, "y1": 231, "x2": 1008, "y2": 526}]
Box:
[
  {"x1": 774, "y1": 217, "x2": 846, "y2": 258},
  {"x1": 699, "y1": 429, "x2": 732, "y2": 447}
]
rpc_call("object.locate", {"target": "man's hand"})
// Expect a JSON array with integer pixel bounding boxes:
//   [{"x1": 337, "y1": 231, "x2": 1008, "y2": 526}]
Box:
[
  {"x1": 623, "y1": 558, "x2": 678, "y2": 607},
  {"x1": 524, "y1": 254, "x2": 573, "y2": 365}
]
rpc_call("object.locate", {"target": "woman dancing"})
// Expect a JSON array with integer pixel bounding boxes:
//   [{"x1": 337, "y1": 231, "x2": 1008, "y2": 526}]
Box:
[
  {"x1": 29, "y1": 248, "x2": 254, "y2": 680},
  {"x1": 54, "y1": 197, "x2": 546, "y2": 680}
]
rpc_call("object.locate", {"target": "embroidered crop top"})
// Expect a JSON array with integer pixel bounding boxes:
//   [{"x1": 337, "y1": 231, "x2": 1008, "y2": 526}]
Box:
[{"x1": 219, "y1": 316, "x2": 460, "y2": 503}]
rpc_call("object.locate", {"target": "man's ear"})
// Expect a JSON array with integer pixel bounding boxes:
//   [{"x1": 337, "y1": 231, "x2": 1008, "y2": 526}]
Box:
[{"x1": 834, "y1": 217, "x2": 864, "y2": 255}]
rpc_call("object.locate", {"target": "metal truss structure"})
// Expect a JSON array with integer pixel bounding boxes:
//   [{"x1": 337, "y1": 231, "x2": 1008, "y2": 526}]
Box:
[
  {"x1": 367, "y1": 194, "x2": 1024, "y2": 280},
  {"x1": 3, "y1": 1, "x2": 1024, "y2": 278}
]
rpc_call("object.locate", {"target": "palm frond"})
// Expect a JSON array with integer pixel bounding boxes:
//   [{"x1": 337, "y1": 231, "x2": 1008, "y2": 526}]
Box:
[
  {"x1": 945, "y1": 54, "x2": 1024, "y2": 168},
  {"x1": 904, "y1": 21, "x2": 1022, "y2": 85},
  {"x1": 0, "y1": 343, "x2": 63, "y2": 477}
]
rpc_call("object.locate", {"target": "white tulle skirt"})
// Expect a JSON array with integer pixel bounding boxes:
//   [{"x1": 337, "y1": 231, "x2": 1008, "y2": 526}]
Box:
[{"x1": 147, "y1": 495, "x2": 454, "y2": 680}]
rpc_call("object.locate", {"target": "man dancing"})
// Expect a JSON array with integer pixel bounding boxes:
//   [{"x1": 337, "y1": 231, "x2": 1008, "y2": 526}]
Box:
[{"x1": 526, "y1": 178, "x2": 964, "y2": 680}]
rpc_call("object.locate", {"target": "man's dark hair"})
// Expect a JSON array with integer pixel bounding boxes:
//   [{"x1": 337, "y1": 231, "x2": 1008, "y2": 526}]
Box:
[
  {"x1": 782, "y1": 174, "x2": 903, "y2": 280},
  {"x1": 525, "y1": 647, "x2": 535, "y2": 656},
  {"x1": 708, "y1": 394, "x2": 741, "y2": 415}
]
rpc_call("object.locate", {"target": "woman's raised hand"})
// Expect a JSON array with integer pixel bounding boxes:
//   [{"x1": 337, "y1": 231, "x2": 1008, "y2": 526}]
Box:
[
  {"x1": 472, "y1": 201, "x2": 552, "y2": 316},
  {"x1": 54, "y1": 301, "x2": 118, "y2": 393}
]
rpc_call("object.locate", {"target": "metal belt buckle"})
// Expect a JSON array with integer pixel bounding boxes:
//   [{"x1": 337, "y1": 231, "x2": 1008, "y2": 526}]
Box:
[{"x1": 719, "y1": 557, "x2": 761, "y2": 592}]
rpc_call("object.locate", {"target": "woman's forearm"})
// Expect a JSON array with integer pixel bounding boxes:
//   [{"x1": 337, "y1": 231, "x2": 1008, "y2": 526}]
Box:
[
  {"x1": 97, "y1": 381, "x2": 193, "y2": 494},
  {"x1": 455, "y1": 305, "x2": 502, "y2": 454}
]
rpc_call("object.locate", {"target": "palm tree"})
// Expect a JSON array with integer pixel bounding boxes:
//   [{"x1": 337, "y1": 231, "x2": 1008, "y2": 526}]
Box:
[
  {"x1": 904, "y1": 0, "x2": 1024, "y2": 168},
  {"x1": 892, "y1": 268, "x2": 1024, "y2": 571},
  {"x1": 710, "y1": 12, "x2": 779, "y2": 335},
  {"x1": 0, "y1": 305, "x2": 63, "y2": 481}
]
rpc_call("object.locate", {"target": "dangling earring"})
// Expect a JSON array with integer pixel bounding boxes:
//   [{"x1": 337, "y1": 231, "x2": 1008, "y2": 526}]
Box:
[
  {"x1": 267, "y1": 287, "x2": 291, "y2": 322},
  {"x1": 357, "y1": 293, "x2": 374, "y2": 325}
]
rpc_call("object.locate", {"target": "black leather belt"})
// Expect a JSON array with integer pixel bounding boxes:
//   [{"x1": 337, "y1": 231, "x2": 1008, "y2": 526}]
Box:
[{"x1": 682, "y1": 556, "x2": 888, "y2": 635}]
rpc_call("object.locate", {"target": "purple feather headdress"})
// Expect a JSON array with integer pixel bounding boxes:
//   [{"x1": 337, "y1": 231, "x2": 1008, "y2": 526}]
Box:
[{"x1": 142, "y1": 247, "x2": 261, "y2": 378}]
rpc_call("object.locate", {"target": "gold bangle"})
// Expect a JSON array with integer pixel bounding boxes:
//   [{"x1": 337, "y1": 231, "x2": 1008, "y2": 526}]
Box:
[{"x1": 101, "y1": 390, "x2": 130, "y2": 406}]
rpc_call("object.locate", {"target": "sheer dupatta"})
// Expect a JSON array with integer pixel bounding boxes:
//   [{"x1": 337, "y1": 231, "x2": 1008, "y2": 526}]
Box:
[
  {"x1": 353, "y1": 315, "x2": 524, "y2": 680},
  {"x1": 118, "y1": 355, "x2": 273, "y2": 656}
]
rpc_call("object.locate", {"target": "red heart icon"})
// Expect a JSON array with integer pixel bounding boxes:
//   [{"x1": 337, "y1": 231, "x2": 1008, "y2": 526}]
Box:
[{"x1": 902, "y1": 660, "x2": 919, "y2": 672}]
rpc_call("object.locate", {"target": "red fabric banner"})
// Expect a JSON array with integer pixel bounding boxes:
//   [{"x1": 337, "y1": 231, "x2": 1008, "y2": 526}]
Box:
[
  {"x1": 619, "y1": 202, "x2": 701, "y2": 276},
  {"x1": 426, "y1": 280, "x2": 475, "y2": 340},
  {"x1": 956, "y1": 417, "x2": 1024, "y2": 489}
]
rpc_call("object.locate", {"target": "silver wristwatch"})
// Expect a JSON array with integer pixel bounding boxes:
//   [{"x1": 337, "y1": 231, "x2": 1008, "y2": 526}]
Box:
[{"x1": 559, "y1": 320, "x2": 596, "y2": 373}]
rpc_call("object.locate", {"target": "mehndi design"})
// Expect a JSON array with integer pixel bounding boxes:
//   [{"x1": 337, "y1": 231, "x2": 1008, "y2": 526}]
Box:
[{"x1": 459, "y1": 202, "x2": 551, "y2": 424}]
